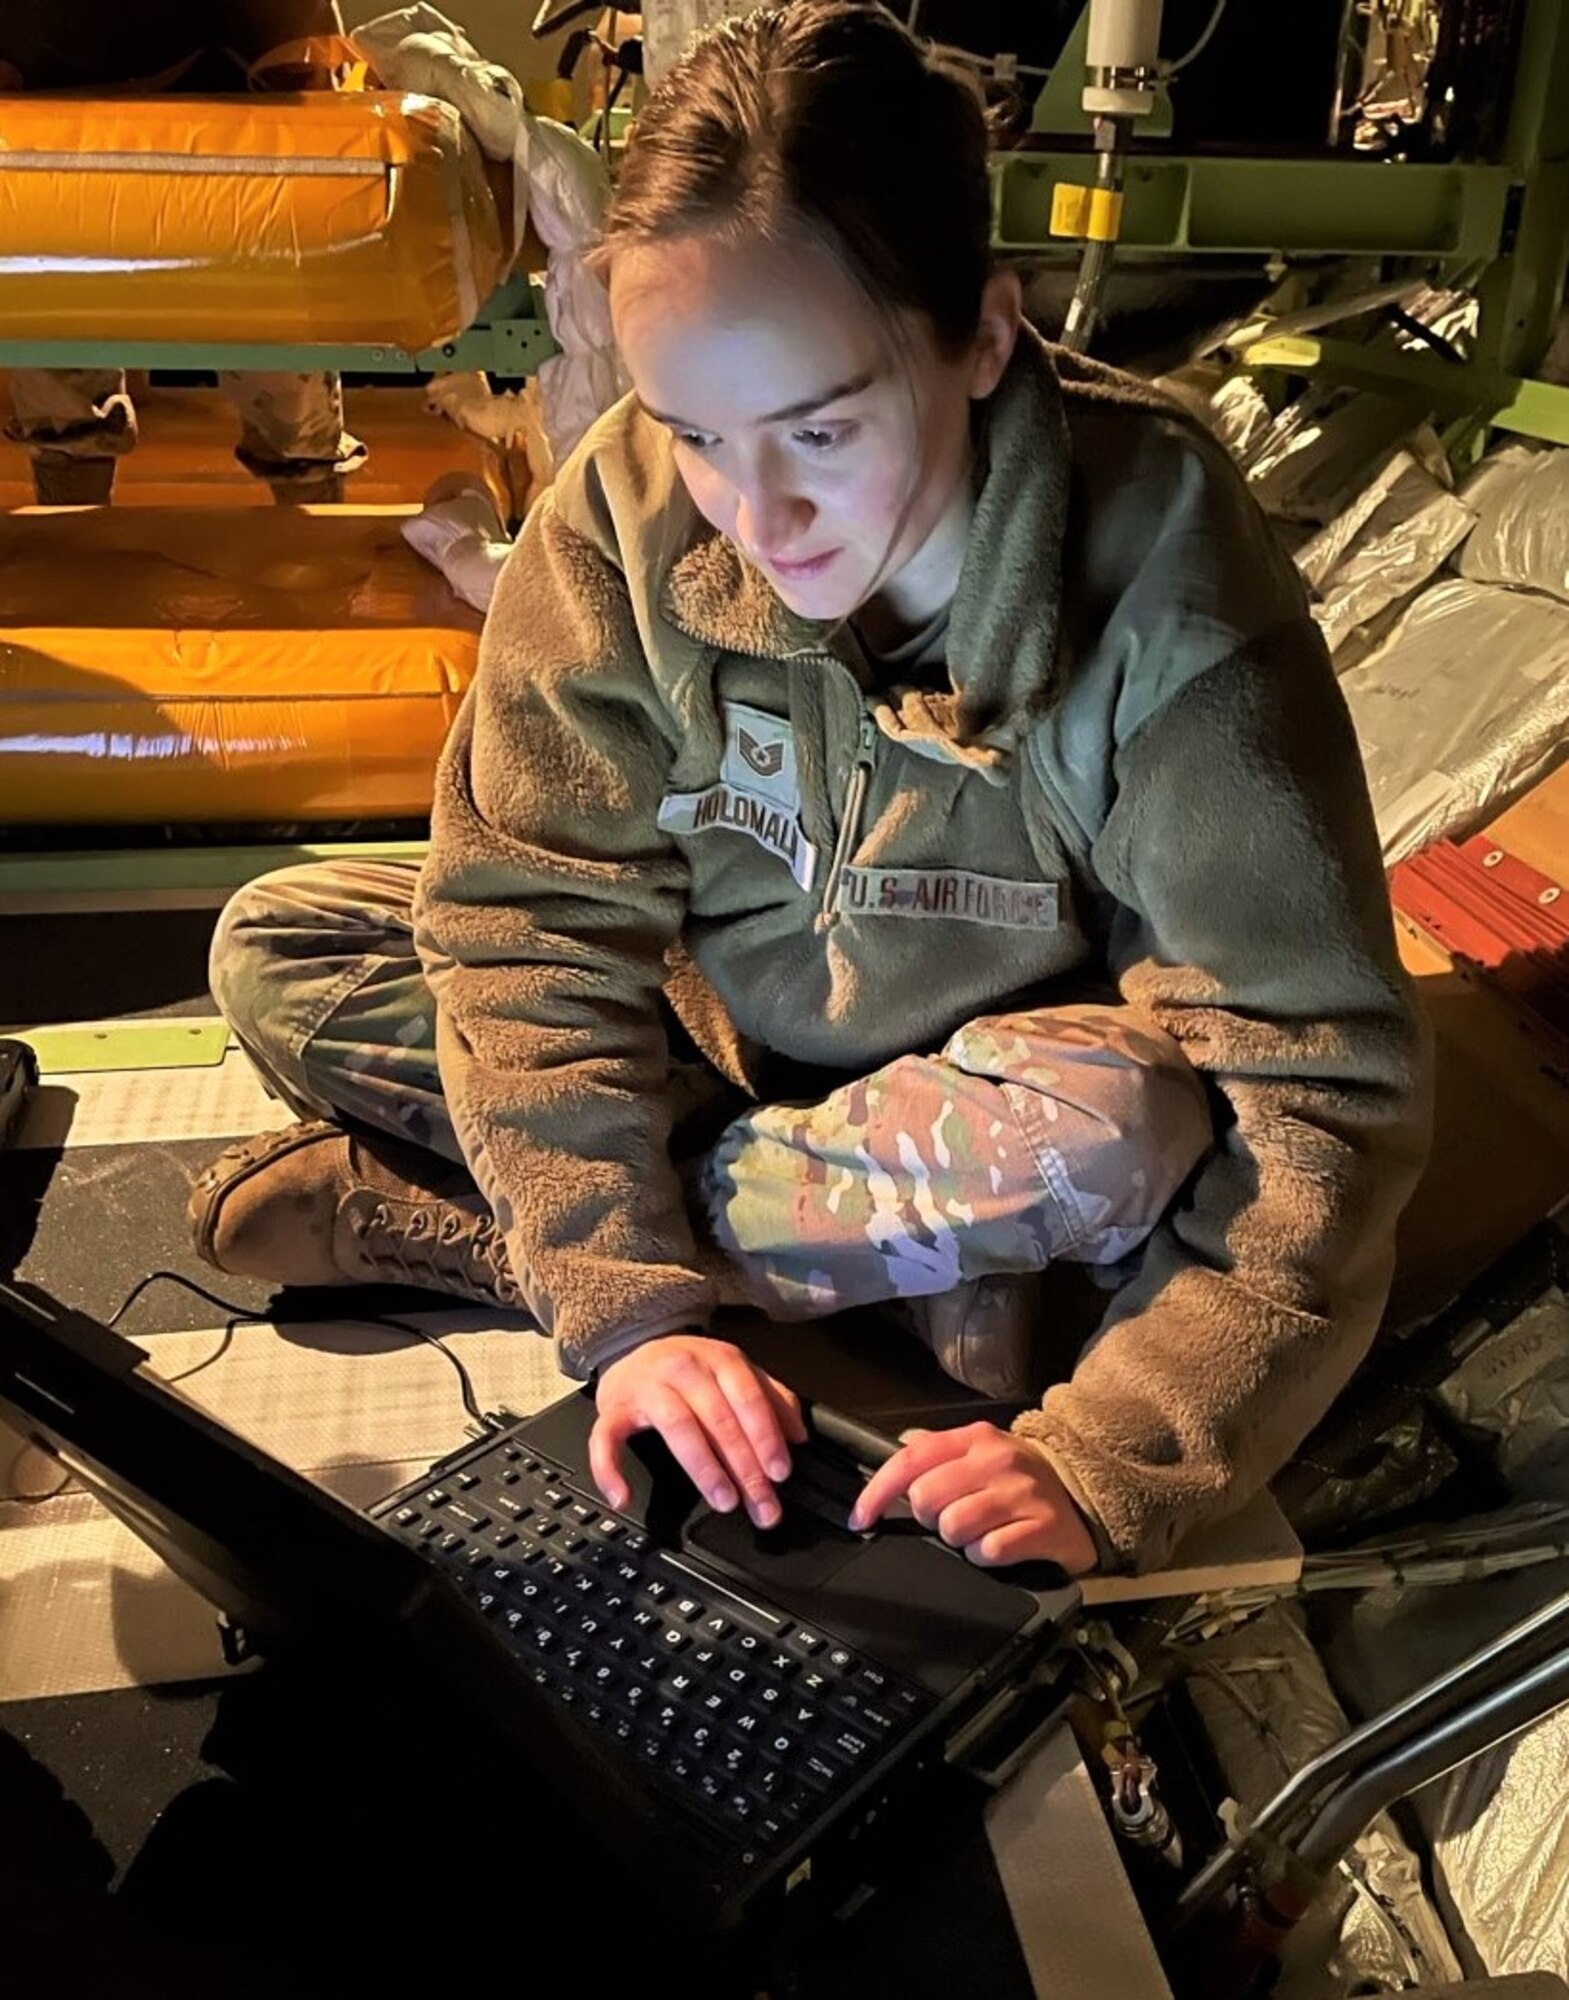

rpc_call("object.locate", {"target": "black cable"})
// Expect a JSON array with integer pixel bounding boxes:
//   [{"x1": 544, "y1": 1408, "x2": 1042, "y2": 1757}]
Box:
[
  {"x1": 359, "y1": 1313, "x2": 488, "y2": 1431},
  {"x1": 108, "y1": 1268, "x2": 263, "y2": 1328},
  {"x1": 105, "y1": 1270, "x2": 488, "y2": 1430}
]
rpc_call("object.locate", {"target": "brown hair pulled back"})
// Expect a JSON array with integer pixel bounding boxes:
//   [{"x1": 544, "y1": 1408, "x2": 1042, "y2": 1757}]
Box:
[{"x1": 598, "y1": 3, "x2": 993, "y2": 357}]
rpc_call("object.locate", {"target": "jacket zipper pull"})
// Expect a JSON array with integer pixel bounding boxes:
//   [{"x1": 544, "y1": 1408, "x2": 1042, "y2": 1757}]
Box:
[{"x1": 819, "y1": 712, "x2": 879, "y2": 929}]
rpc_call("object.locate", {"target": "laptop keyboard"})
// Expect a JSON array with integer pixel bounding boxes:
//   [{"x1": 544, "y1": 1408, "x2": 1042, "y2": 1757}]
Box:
[{"x1": 383, "y1": 1438, "x2": 935, "y2": 1855}]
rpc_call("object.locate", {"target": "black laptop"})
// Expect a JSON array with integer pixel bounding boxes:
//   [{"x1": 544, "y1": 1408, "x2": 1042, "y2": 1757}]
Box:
[{"x1": 0, "y1": 1277, "x2": 1080, "y2": 1941}]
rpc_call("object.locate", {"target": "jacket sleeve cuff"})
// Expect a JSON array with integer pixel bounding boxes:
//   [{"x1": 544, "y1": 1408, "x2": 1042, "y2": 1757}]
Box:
[
  {"x1": 560, "y1": 1308, "x2": 716, "y2": 1384},
  {"x1": 1011, "y1": 1416, "x2": 1123, "y2": 1574}
]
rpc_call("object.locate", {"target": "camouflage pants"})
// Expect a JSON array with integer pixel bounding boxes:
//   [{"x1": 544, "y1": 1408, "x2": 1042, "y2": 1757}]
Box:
[
  {"x1": 210, "y1": 861, "x2": 1214, "y2": 1320},
  {"x1": 5, "y1": 368, "x2": 367, "y2": 491}
]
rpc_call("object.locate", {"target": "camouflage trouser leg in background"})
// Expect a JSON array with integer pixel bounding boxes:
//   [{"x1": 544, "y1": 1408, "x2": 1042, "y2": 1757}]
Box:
[
  {"x1": 210, "y1": 862, "x2": 1214, "y2": 1320},
  {"x1": 5, "y1": 368, "x2": 365, "y2": 498},
  {"x1": 218, "y1": 371, "x2": 367, "y2": 494}
]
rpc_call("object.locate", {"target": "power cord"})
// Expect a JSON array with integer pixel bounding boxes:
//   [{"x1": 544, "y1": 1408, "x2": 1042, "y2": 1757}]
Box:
[{"x1": 106, "y1": 1269, "x2": 488, "y2": 1429}]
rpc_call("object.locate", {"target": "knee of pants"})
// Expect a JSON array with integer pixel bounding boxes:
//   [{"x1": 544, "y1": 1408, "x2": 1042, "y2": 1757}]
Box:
[
  {"x1": 942, "y1": 1006, "x2": 1215, "y2": 1260},
  {"x1": 208, "y1": 866, "x2": 334, "y2": 1075}
]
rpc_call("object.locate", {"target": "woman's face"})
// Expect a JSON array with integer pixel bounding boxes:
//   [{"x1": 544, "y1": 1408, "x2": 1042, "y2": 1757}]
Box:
[{"x1": 610, "y1": 230, "x2": 1015, "y2": 629}]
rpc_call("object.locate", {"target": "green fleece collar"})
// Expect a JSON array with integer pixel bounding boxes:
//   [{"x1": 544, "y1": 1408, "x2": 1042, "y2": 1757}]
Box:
[{"x1": 657, "y1": 329, "x2": 1071, "y2": 771}]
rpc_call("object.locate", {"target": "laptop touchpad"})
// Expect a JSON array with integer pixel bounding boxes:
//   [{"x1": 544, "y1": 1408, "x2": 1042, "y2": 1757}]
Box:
[{"x1": 688, "y1": 1497, "x2": 865, "y2": 1594}]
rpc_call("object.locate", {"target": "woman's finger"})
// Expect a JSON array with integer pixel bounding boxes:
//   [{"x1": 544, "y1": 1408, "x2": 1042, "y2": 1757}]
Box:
[
  {"x1": 714, "y1": 1354, "x2": 795, "y2": 1483},
  {"x1": 639, "y1": 1388, "x2": 740, "y2": 1514},
  {"x1": 849, "y1": 1427, "x2": 971, "y2": 1530},
  {"x1": 683, "y1": 1374, "x2": 782, "y2": 1527}
]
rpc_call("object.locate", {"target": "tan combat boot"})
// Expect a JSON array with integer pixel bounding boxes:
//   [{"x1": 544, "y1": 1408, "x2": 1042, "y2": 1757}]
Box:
[
  {"x1": 188, "y1": 1121, "x2": 527, "y2": 1309},
  {"x1": 903, "y1": 1270, "x2": 1046, "y2": 1402}
]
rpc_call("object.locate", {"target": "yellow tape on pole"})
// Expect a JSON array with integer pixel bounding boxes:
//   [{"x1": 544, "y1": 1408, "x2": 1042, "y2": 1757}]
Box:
[
  {"x1": 1087, "y1": 187, "x2": 1125, "y2": 243},
  {"x1": 1050, "y1": 182, "x2": 1093, "y2": 239}
]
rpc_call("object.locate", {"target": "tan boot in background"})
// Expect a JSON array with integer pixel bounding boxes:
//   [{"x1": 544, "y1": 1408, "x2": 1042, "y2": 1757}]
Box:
[
  {"x1": 187, "y1": 1121, "x2": 527, "y2": 1310},
  {"x1": 904, "y1": 1270, "x2": 1046, "y2": 1402}
]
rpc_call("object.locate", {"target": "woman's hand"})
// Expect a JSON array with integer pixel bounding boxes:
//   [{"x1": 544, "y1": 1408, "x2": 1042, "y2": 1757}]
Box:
[
  {"x1": 849, "y1": 1421, "x2": 1098, "y2": 1576},
  {"x1": 590, "y1": 1333, "x2": 808, "y2": 1529}
]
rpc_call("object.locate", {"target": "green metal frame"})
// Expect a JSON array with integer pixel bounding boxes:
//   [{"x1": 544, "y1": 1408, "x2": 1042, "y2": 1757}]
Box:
[
  {"x1": 0, "y1": 272, "x2": 559, "y2": 379},
  {"x1": 0, "y1": 839, "x2": 429, "y2": 915},
  {"x1": 999, "y1": 0, "x2": 1569, "y2": 456}
]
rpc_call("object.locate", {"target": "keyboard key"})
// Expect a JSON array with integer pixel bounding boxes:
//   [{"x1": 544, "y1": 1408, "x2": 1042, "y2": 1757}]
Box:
[
  {"x1": 421, "y1": 1488, "x2": 451, "y2": 1510},
  {"x1": 667, "y1": 1753, "x2": 696, "y2": 1785},
  {"x1": 859, "y1": 1665, "x2": 890, "y2": 1693},
  {"x1": 576, "y1": 1615, "x2": 604, "y2": 1640},
  {"x1": 723, "y1": 1666, "x2": 753, "y2": 1693},
  {"x1": 765, "y1": 1728, "x2": 800, "y2": 1761},
  {"x1": 674, "y1": 1596, "x2": 703, "y2": 1621},
  {"x1": 645, "y1": 1580, "x2": 672, "y2": 1605},
  {"x1": 496, "y1": 1495, "x2": 532, "y2": 1520},
  {"x1": 625, "y1": 1682, "x2": 653, "y2": 1711},
  {"x1": 720, "y1": 1743, "x2": 751, "y2": 1780},
  {"x1": 455, "y1": 1471, "x2": 481, "y2": 1491},
  {"x1": 475, "y1": 1591, "x2": 502, "y2": 1616},
  {"x1": 790, "y1": 1628, "x2": 826, "y2": 1657},
  {"x1": 660, "y1": 1627, "x2": 689, "y2": 1653},
  {"x1": 637, "y1": 1736, "x2": 665, "y2": 1763},
  {"x1": 687, "y1": 1722, "x2": 718, "y2": 1755},
  {"x1": 636, "y1": 1651, "x2": 664, "y2": 1678},
  {"x1": 572, "y1": 1572, "x2": 599, "y2": 1597},
  {"x1": 756, "y1": 1684, "x2": 787, "y2": 1711},
  {"x1": 665, "y1": 1670, "x2": 698, "y2": 1698},
  {"x1": 529, "y1": 1624, "x2": 558, "y2": 1653},
  {"x1": 562, "y1": 1532, "x2": 591, "y2": 1555},
  {"x1": 595, "y1": 1518, "x2": 624, "y2": 1540},
  {"x1": 568, "y1": 1501, "x2": 597, "y2": 1524},
  {"x1": 725, "y1": 1791, "x2": 755, "y2": 1823},
  {"x1": 800, "y1": 1669, "x2": 830, "y2": 1696},
  {"x1": 447, "y1": 1500, "x2": 490, "y2": 1532},
  {"x1": 701, "y1": 1615, "x2": 733, "y2": 1641},
  {"x1": 437, "y1": 1531, "x2": 466, "y2": 1556},
  {"x1": 827, "y1": 1647, "x2": 855, "y2": 1674},
  {"x1": 601, "y1": 1592, "x2": 629, "y2": 1618},
  {"x1": 617, "y1": 1561, "x2": 643, "y2": 1587},
  {"x1": 768, "y1": 1651, "x2": 796, "y2": 1679},
  {"x1": 562, "y1": 1645, "x2": 589, "y2": 1673},
  {"x1": 692, "y1": 1646, "x2": 721, "y2": 1673},
  {"x1": 654, "y1": 1702, "x2": 681, "y2": 1732},
  {"x1": 463, "y1": 1546, "x2": 491, "y2": 1568},
  {"x1": 800, "y1": 1754, "x2": 843, "y2": 1793},
  {"x1": 488, "y1": 1527, "x2": 518, "y2": 1549},
  {"x1": 700, "y1": 1690, "x2": 731, "y2": 1718},
  {"x1": 831, "y1": 1728, "x2": 872, "y2": 1764},
  {"x1": 534, "y1": 1518, "x2": 561, "y2": 1540},
  {"x1": 542, "y1": 1488, "x2": 572, "y2": 1511},
  {"x1": 590, "y1": 1663, "x2": 619, "y2": 1692},
  {"x1": 698, "y1": 1772, "x2": 724, "y2": 1802},
  {"x1": 751, "y1": 1762, "x2": 786, "y2": 1800},
  {"x1": 612, "y1": 1718, "x2": 635, "y2": 1743},
  {"x1": 544, "y1": 1558, "x2": 571, "y2": 1580},
  {"x1": 393, "y1": 1505, "x2": 420, "y2": 1529},
  {"x1": 787, "y1": 1702, "x2": 820, "y2": 1731},
  {"x1": 732, "y1": 1711, "x2": 764, "y2": 1737},
  {"x1": 501, "y1": 1444, "x2": 522, "y2": 1462},
  {"x1": 418, "y1": 1519, "x2": 443, "y2": 1541},
  {"x1": 499, "y1": 1468, "x2": 521, "y2": 1486},
  {"x1": 735, "y1": 1634, "x2": 763, "y2": 1658}
]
